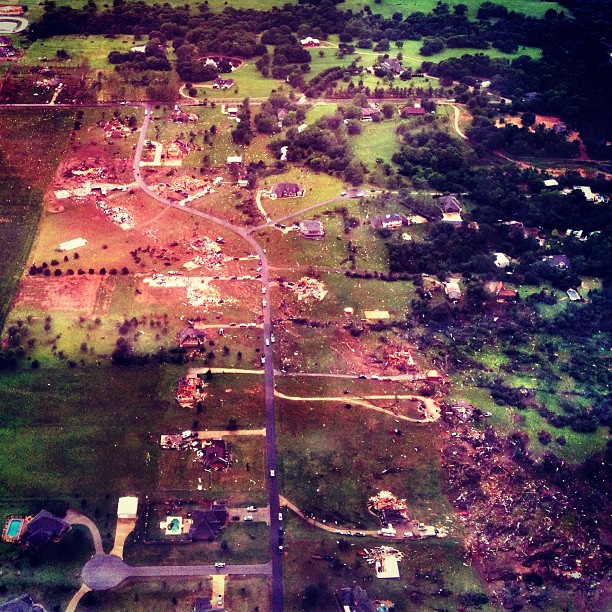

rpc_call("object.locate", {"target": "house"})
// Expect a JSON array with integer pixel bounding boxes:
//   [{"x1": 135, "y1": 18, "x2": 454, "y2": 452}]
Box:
[
  {"x1": 0, "y1": 595, "x2": 45, "y2": 612},
  {"x1": 360, "y1": 107, "x2": 381, "y2": 121},
  {"x1": 270, "y1": 183, "x2": 304, "y2": 199},
  {"x1": 542, "y1": 254, "x2": 571, "y2": 269},
  {"x1": 335, "y1": 586, "x2": 376, "y2": 612},
  {"x1": 440, "y1": 195, "x2": 462, "y2": 214},
  {"x1": 493, "y1": 252, "x2": 511, "y2": 268},
  {"x1": 20, "y1": 510, "x2": 70, "y2": 549},
  {"x1": 484, "y1": 281, "x2": 518, "y2": 303},
  {"x1": 189, "y1": 505, "x2": 228, "y2": 541},
  {"x1": 201, "y1": 439, "x2": 231, "y2": 471},
  {"x1": 543, "y1": 178, "x2": 559, "y2": 187},
  {"x1": 172, "y1": 106, "x2": 198, "y2": 123},
  {"x1": 299, "y1": 220, "x2": 325, "y2": 239},
  {"x1": 177, "y1": 326, "x2": 207, "y2": 348},
  {"x1": 571, "y1": 185, "x2": 596, "y2": 201},
  {"x1": 426, "y1": 369, "x2": 442, "y2": 381},
  {"x1": 380, "y1": 58, "x2": 404, "y2": 75},
  {"x1": 400, "y1": 105, "x2": 425, "y2": 117},
  {"x1": 213, "y1": 77, "x2": 234, "y2": 90},
  {"x1": 300, "y1": 36, "x2": 320, "y2": 47},
  {"x1": 226, "y1": 106, "x2": 238, "y2": 118},
  {"x1": 370, "y1": 213, "x2": 408, "y2": 230},
  {"x1": 444, "y1": 280, "x2": 462, "y2": 301}
]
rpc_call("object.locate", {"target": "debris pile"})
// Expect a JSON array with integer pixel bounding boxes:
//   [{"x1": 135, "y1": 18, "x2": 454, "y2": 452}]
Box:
[
  {"x1": 97, "y1": 200, "x2": 134, "y2": 230},
  {"x1": 188, "y1": 237, "x2": 224, "y2": 269},
  {"x1": 175, "y1": 374, "x2": 207, "y2": 408},
  {"x1": 293, "y1": 276, "x2": 328, "y2": 302},
  {"x1": 160, "y1": 432, "x2": 230, "y2": 471},
  {"x1": 384, "y1": 348, "x2": 417, "y2": 372},
  {"x1": 442, "y1": 409, "x2": 611, "y2": 606},
  {"x1": 143, "y1": 275, "x2": 232, "y2": 310}
]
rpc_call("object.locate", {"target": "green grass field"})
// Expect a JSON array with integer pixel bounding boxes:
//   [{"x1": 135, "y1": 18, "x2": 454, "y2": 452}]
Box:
[{"x1": 0, "y1": 108, "x2": 73, "y2": 330}]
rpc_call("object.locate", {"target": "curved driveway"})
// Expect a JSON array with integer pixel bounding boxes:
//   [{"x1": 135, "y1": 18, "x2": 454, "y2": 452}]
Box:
[{"x1": 134, "y1": 105, "x2": 283, "y2": 611}]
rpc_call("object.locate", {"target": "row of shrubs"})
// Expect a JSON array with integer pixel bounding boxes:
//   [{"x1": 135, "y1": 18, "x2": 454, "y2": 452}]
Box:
[{"x1": 29, "y1": 266, "x2": 130, "y2": 276}]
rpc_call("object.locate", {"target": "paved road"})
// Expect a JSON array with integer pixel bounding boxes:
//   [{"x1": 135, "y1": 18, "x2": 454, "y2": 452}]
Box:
[
  {"x1": 134, "y1": 105, "x2": 283, "y2": 611},
  {"x1": 81, "y1": 554, "x2": 271, "y2": 591}
]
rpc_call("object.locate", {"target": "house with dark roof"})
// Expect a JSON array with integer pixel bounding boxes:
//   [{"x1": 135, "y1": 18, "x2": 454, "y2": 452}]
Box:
[
  {"x1": 440, "y1": 195, "x2": 462, "y2": 214},
  {"x1": 177, "y1": 327, "x2": 207, "y2": 348},
  {"x1": 20, "y1": 511, "x2": 70, "y2": 549},
  {"x1": 370, "y1": 213, "x2": 408, "y2": 230},
  {"x1": 270, "y1": 183, "x2": 304, "y2": 199},
  {"x1": 299, "y1": 220, "x2": 325, "y2": 239},
  {"x1": 380, "y1": 58, "x2": 404, "y2": 75},
  {"x1": 213, "y1": 77, "x2": 234, "y2": 90},
  {"x1": 335, "y1": 585, "x2": 376, "y2": 612},
  {"x1": 189, "y1": 505, "x2": 228, "y2": 541},
  {"x1": 0, "y1": 595, "x2": 45, "y2": 612}
]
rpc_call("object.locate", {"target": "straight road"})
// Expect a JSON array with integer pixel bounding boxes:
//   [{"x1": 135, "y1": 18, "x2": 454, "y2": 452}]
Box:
[{"x1": 133, "y1": 105, "x2": 283, "y2": 611}]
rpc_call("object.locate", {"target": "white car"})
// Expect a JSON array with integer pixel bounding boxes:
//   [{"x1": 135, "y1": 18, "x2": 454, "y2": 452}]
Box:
[
  {"x1": 270, "y1": 469, "x2": 275, "y2": 477},
  {"x1": 244, "y1": 515, "x2": 253, "y2": 521},
  {"x1": 278, "y1": 512, "x2": 283, "y2": 521},
  {"x1": 271, "y1": 334, "x2": 275, "y2": 343},
  {"x1": 262, "y1": 287, "x2": 266, "y2": 294},
  {"x1": 262, "y1": 299, "x2": 267, "y2": 307},
  {"x1": 246, "y1": 506, "x2": 257, "y2": 512},
  {"x1": 214, "y1": 562, "x2": 226, "y2": 568},
  {"x1": 261, "y1": 356, "x2": 266, "y2": 365},
  {"x1": 266, "y1": 339, "x2": 270, "y2": 346}
]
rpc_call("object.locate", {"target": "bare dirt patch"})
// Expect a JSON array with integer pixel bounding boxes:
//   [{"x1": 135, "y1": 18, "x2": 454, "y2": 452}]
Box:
[{"x1": 14, "y1": 274, "x2": 105, "y2": 315}]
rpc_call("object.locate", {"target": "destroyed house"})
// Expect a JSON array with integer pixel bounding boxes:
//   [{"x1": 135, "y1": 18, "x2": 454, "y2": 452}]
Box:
[
  {"x1": 370, "y1": 213, "x2": 408, "y2": 230},
  {"x1": 299, "y1": 220, "x2": 325, "y2": 239},
  {"x1": 542, "y1": 254, "x2": 570, "y2": 269},
  {"x1": 201, "y1": 439, "x2": 230, "y2": 471},
  {"x1": 177, "y1": 327, "x2": 207, "y2": 348},
  {"x1": 189, "y1": 506, "x2": 228, "y2": 541},
  {"x1": 194, "y1": 596, "x2": 224, "y2": 612},
  {"x1": 335, "y1": 586, "x2": 376, "y2": 612},
  {"x1": 270, "y1": 183, "x2": 304, "y2": 199},
  {"x1": 20, "y1": 510, "x2": 70, "y2": 549}
]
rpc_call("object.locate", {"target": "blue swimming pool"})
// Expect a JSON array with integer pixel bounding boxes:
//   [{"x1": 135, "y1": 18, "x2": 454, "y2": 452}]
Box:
[{"x1": 6, "y1": 519, "x2": 23, "y2": 538}]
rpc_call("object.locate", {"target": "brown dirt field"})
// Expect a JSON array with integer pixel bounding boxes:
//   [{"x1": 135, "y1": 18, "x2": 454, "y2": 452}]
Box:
[{"x1": 14, "y1": 274, "x2": 105, "y2": 315}]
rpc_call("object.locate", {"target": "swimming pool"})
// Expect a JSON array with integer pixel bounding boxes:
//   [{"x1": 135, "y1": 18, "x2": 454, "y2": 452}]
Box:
[{"x1": 6, "y1": 518, "x2": 23, "y2": 538}]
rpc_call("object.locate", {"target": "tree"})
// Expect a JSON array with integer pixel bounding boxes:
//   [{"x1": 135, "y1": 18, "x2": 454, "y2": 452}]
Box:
[{"x1": 520, "y1": 111, "x2": 536, "y2": 127}]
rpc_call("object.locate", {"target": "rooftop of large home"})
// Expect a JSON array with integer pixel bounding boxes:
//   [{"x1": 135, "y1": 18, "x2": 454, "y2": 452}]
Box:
[
  {"x1": 189, "y1": 505, "x2": 228, "y2": 541},
  {"x1": 299, "y1": 219, "x2": 325, "y2": 239},
  {"x1": 400, "y1": 104, "x2": 425, "y2": 117},
  {"x1": 20, "y1": 510, "x2": 70, "y2": 549},
  {"x1": 370, "y1": 213, "x2": 408, "y2": 229},
  {"x1": 270, "y1": 182, "x2": 304, "y2": 198},
  {"x1": 212, "y1": 77, "x2": 234, "y2": 89},
  {"x1": 440, "y1": 194, "x2": 462, "y2": 213},
  {"x1": 177, "y1": 327, "x2": 207, "y2": 348}
]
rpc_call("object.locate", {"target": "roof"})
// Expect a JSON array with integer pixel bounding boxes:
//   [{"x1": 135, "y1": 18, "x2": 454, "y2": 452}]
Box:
[
  {"x1": 364, "y1": 310, "x2": 390, "y2": 320},
  {"x1": 117, "y1": 496, "x2": 138, "y2": 519},
  {"x1": 299, "y1": 220, "x2": 324, "y2": 237},
  {"x1": 189, "y1": 506, "x2": 227, "y2": 541},
  {"x1": 226, "y1": 155, "x2": 242, "y2": 164},
  {"x1": 400, "y1": 105, "x2": 425, "y2": 116},
  {"x1": 21, "y1": 510, "x2": 70, "y2": 548},
  {"x1": 441, "y1": 195, "x2": 461, "y2": 213},
  {"x1": 375, "y1": 554, "x2": 400, "y2": 579},
  {"x1": 494, "y1": 252, "x2": 511, "y2": 268},
  {"x1": 0, "y1": 595, "x2": 45, "y2": 612},
  {"x1": 271, "y1": 183, "x2": 303, "y2": 198},
  {"x1": 370, "y1": 213, "x2": 408, "y2": 229},
  {"x1": 361, "y1": 107, "x2": 381, "y2": 118},
  {"x1": 381, "y1": 58, "x2": 403, "y2": 74},
  {"x1": 177, "y1": 327, "x2": 207, "y2": 346}
]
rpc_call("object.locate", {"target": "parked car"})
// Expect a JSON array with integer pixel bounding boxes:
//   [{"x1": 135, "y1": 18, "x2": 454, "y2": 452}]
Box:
[{"x1": 214, "y1": 562, "x2": 226, "y2": 568}]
